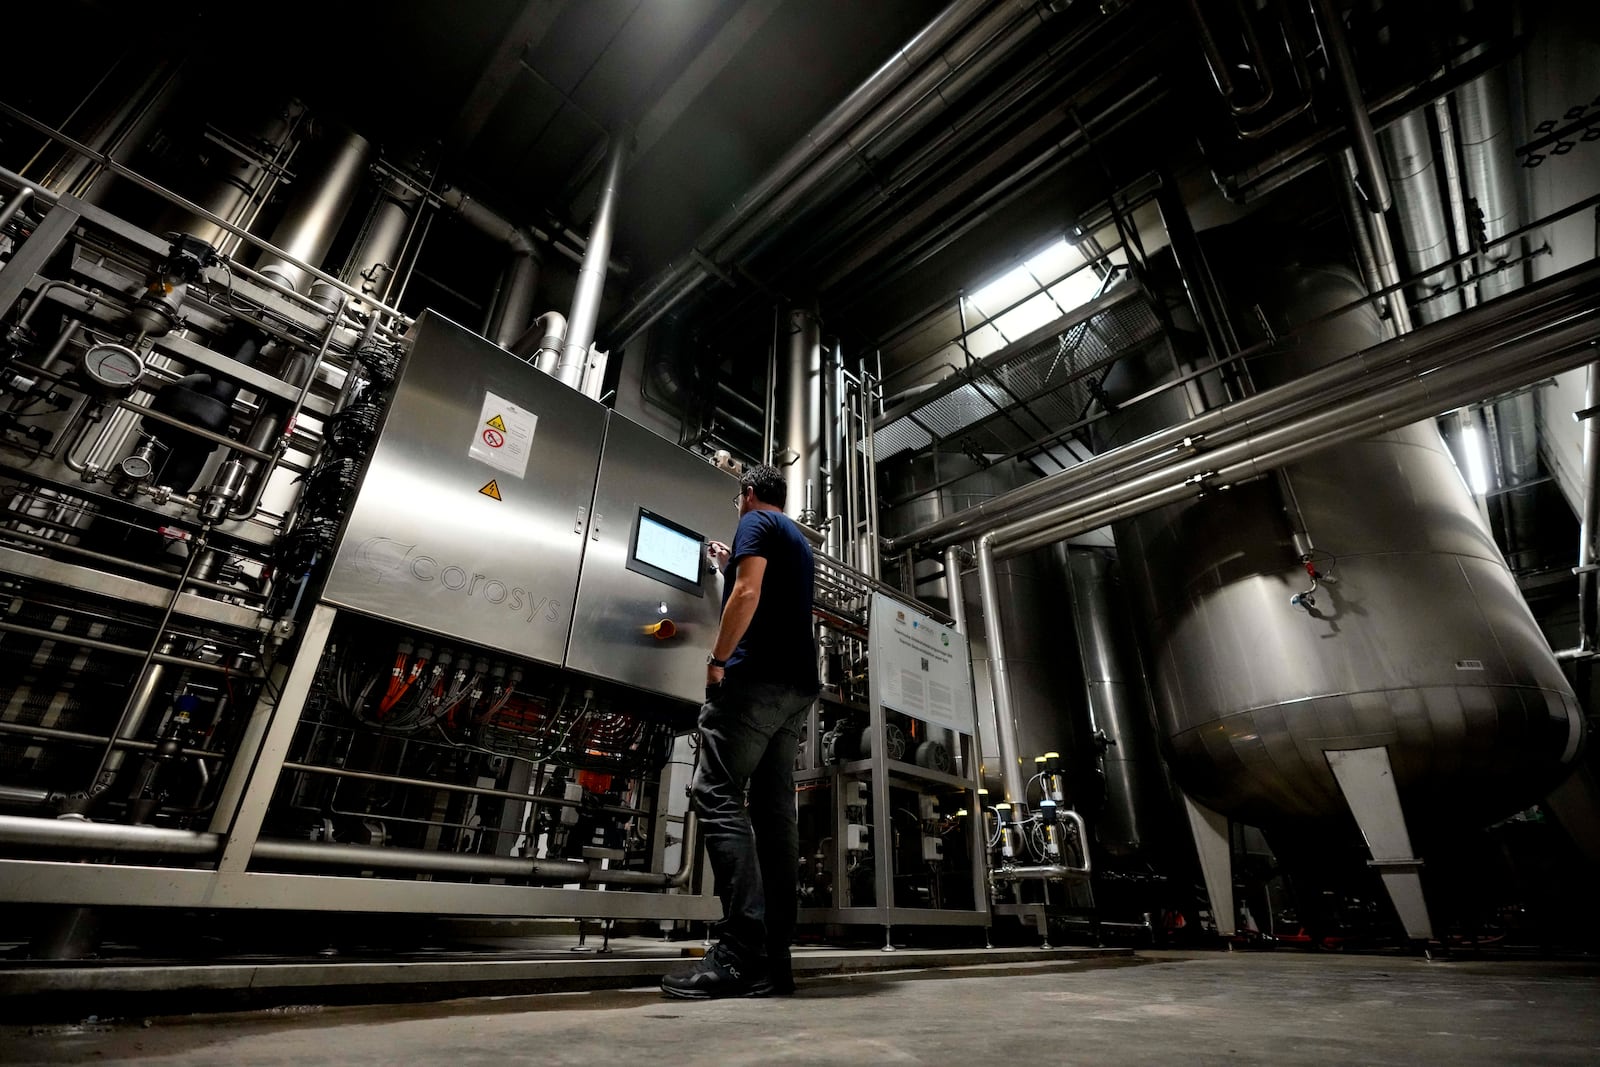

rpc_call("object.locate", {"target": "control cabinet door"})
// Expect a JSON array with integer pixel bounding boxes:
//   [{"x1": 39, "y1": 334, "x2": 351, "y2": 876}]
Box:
[
  {"x1": 324, "y1": 311, "x2": 606, "y2": 665},
  {"x1": 565, "y1": 413, "x2": 737, "y2": 703}
]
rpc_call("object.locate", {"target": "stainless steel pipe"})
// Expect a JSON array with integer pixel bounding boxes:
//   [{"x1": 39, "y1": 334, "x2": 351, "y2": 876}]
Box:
[
  {"x1": 888, "y1": 261, "x2": 1600, "y2": 553},
  {"x1": 558, "y1": 135, "x2": 628, "y2": 388},
  {"x1": 1578, "y1": 362, "x2": 1600, "y2": 650},
  {"x1": 254, "y1": 811, "x2": 698, "y2": 888},
  {"x1": 1312, "y1": 0, "x2": 1389, "y2": 212},
  {"x1": 0, "y1": 814, "x2": 220, "y2": 856},
  {"x1": 606, "y1": 0, "x2": 1044, "y2": 348}
]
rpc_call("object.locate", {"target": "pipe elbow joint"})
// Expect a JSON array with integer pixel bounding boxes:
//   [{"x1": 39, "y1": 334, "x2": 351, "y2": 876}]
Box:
[{"x1": 508, "y1": 228, "x2": 539, "y2": 256}]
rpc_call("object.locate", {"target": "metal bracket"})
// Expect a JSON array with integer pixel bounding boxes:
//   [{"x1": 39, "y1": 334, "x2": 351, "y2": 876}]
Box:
[{"x1": 574, "y1": 504, "x2": 587, "y2": 534}]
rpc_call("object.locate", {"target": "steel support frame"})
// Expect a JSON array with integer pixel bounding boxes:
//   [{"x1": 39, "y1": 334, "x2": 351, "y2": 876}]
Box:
[
  {"x1": 795, "y1": 595, "x2": 988, "y2": 933},
  {"x1": 0, "y1": 602, "x2": 719, "y2": 920}
]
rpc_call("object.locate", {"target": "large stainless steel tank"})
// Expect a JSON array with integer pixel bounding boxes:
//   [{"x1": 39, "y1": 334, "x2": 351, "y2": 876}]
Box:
[{"x1": 1099, "y1": 265, "x2": 1585, "y2": 832}]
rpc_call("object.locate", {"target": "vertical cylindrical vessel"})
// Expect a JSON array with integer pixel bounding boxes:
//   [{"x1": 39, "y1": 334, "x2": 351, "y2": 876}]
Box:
[
  {"x1": 782, "y1": 307, "x2": 824, "y2": 521},
  {"x1": 1104, "y1": 265, "x2": 1583, "y2": 832},
  {"x1": 256, "y1": 128, "x2": 371, "y2": 295},
  {"x1": 1057, "y1": 545, "x2": 1172, "y2": 858}
]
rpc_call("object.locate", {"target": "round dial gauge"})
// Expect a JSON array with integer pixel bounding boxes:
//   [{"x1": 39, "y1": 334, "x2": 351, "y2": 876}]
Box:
[
  {"x1": 80, "y1": 343, "x2": 146, "y2": 395},
  {"x1": 119, "y1": 454, "x2": 154, "y2": 481}
]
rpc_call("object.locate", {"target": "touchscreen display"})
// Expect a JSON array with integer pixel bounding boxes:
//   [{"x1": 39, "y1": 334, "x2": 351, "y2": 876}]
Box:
[{"x1": 635, "y1": 512, "x2": 701, "y2": 585}]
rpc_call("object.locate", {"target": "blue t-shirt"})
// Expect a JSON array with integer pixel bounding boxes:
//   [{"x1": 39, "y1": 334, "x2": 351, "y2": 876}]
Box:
[{"x1": 721, "y1": 509, "x2": 818, "y2": 691}]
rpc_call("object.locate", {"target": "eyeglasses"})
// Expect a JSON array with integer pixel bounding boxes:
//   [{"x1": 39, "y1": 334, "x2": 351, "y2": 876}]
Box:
[{"x1": 733, "y1": 488, "x2": 747, "y2": 507}]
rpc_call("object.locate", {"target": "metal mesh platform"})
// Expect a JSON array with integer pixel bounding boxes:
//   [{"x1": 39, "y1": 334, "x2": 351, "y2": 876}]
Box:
[{"x1": 873, "y1": 284, "x2": 1167, "y2": 465}]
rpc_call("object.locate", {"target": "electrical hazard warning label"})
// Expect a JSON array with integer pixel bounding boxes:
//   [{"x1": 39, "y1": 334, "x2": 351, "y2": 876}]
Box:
[
  {"x1": 468, "y1": 391, "x2": 537, "y2": 479},
  {"x1": 479, "y1": 480, "x2": 502, "y2": 501}
]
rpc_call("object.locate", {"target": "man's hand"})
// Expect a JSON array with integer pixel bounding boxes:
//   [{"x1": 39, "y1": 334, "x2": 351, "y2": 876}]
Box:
[
  {"x1": 706, "y1": 662, "x2": 725, "y2": 687},
  {"x1": 706, "y1": 540, "x2": 731, "y2": 573}
]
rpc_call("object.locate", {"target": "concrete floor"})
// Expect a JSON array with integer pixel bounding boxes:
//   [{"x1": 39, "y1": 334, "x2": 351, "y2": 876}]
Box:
[{"x1": 3, "y1": 951, "x2": 1598, "y2": 1066}]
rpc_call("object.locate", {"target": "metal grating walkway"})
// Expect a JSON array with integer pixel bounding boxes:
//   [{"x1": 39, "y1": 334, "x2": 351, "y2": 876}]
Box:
[{"x1": 873, "y1": 283, "x2": 1167, "y2": 467}]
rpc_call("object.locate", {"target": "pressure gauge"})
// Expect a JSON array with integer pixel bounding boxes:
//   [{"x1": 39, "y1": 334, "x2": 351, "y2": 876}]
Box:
[
  {"x1": 118, "y1": 453, "x2": 154, "y2": 481},
  {"x1": 79, "y1": 343, "x2": 146, "y2": 396}
]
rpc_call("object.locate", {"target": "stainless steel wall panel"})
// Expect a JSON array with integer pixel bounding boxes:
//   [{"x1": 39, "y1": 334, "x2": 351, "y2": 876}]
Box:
[
  {"x1": 564, "y1": 413, "x2": 736, "y2": 703},
  {"x1": 323, "y1": 312, "x2": 607, "y2": 665}
]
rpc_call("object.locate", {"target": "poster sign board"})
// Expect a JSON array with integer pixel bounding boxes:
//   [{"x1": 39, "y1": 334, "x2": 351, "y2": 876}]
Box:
[{"x1": 869, "y1": 592, "x2": 976, "y2": 736}]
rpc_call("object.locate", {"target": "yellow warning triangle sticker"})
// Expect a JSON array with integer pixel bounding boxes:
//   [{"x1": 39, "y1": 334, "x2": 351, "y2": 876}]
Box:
[
  {"x1": 485, "y1": 414, "x2": 508, "y2": 432},
  {"x1": 479, "y1": 480, "x2": 502, "y2": 501}
]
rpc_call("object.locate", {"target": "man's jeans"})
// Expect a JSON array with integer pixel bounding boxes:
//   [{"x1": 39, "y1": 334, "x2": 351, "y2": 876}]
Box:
[{"x1": 693, "y1": 679, "x2": 816, "y2": 963}]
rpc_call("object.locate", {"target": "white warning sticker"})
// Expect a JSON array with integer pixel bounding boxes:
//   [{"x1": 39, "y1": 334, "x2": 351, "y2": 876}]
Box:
[{"x1": 468, "y1": 391, "x2": 537, "y2": 479}]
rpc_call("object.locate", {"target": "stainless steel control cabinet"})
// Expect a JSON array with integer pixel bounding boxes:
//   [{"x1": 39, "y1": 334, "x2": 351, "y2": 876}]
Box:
[
  {"x1": 325, "y1": 311, "x2": 735, "y2": 704},
  {"x1": 324, "y1": 311, "x2": 608, "y2": 667},
  {"x1": 567, "y1": 413, "x2": 735, "y2": 704}
]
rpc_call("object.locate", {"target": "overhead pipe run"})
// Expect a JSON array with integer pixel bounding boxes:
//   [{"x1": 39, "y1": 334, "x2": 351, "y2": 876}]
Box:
[
  {"x1": 605, "y1": 0, "x2": 1053, "y2": 349},
  {"x1": 889, "y1": 257, "x2": 1600, "y2": 557},
  {"x1": 1311, "y1": 0, "x2": 1391, "y2": 213}
]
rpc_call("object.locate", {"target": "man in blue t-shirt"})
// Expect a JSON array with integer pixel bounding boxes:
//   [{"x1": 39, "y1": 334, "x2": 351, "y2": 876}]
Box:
[{"x1": 661, "y1": 463, "x2": 819, "y2": 1000}]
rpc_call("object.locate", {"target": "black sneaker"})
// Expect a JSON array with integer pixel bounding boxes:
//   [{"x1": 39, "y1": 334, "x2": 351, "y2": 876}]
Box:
[{"x1": 660, "y1": 943, "x2": 761, "y2": 1000}]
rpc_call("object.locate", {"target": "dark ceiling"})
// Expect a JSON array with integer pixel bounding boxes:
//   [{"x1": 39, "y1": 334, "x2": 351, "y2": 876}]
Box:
[
  {"x1": 1, "y1": 0, "x2": 1522, "y2": 377},
  {"x1": 0, "y1": 2, "x2": 1196, "y2": 351}
]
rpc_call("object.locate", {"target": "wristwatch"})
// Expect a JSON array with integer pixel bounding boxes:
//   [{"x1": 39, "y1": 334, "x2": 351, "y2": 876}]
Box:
[{"x1": 706, "y1": 653, "x2": 728, "y2": 668}]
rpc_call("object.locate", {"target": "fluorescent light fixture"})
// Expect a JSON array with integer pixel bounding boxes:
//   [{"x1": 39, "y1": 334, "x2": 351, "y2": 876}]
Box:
[
  {"x1": 969, "y1": 264, "x2": 1035, "y2": 316},
  {"x1": 1459, "y1": 421, "x2": 1491, "y2": 495}
]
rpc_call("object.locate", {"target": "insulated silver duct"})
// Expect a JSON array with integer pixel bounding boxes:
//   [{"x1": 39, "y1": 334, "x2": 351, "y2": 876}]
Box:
[
  {"x1": 512, "y1": 310, "x2": 568, "y2": 373},
  {"x1": 1455, "y1": 69, "x2": 1526, "y2": 303},
  {"x1": 1380, "y1": 111, "x2": 1459, "y2": 323},
  {"x1": 782, "y1": 307, "x2": 824, "y2": 522},
  {"x1": 558, "y1": 136, "x2": 628, "y2": 388},
  {"x1": 1453, "y1": 68, "x2": 1537, "y2": 562},
  {"x1": 257, "y1": 129, "x2": 371, "y2": 295}
]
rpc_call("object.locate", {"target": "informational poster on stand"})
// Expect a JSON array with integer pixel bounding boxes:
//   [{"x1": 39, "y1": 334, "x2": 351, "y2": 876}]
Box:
[{"x1": 869, "y1": 592, "x2": 976, "y2": 736}]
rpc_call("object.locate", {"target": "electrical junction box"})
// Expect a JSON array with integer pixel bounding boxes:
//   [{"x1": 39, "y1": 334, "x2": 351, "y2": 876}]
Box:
[
  {"x1": 846, "y1": 781, "x2": 868, "y2": 806},
  {"x1": 921, "y1": 835, "x2": 943, "y2": 862},
  {"x1": 917, "y1": 794, "x2": 938, "y2": 821},
  {"x1": 846, "y1": 823, "x2": 869, "y2": 852}
]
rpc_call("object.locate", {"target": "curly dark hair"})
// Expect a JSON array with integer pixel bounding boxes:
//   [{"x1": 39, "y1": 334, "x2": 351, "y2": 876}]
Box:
[{"x1": 741, "y1": 463, "x2": 788, "y2": 509}]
